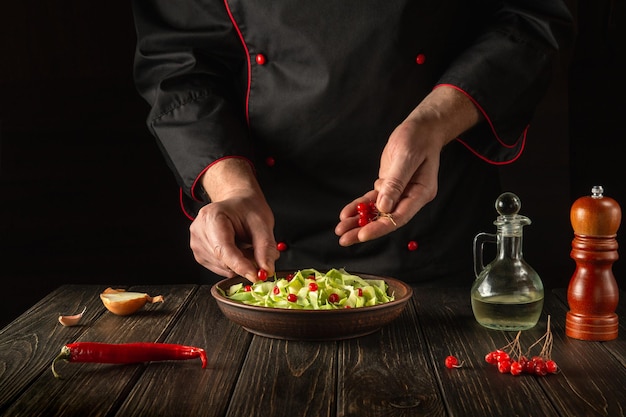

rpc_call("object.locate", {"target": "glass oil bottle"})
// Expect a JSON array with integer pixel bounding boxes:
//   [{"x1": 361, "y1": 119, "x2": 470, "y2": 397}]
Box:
[{"x1": 471, "y1": 192, "x2": 544, "y2": 331}]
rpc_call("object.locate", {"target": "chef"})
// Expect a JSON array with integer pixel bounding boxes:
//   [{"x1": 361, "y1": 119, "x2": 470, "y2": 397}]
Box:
[{"x1": 131, "y1": 0, "x2": 573, "y2": 285}]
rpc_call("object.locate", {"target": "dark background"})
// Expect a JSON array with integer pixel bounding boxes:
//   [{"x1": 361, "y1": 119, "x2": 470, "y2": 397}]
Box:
[{"x1": 1, "y1": 1, "x2": 625, "y2": 328}]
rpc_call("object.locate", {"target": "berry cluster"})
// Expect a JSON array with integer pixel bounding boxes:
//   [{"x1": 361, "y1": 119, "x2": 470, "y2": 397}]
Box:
[
  {"x1": 357, "y1": 201, "x2": 378, "y2": 227},
  {"x1": 485, "y1": 316, "x2": 558, "y2": 376},
  {"x1": 356, "y1": 201, "x2": 396, "y2": 227},
  {"x1": 444, "y1": 316, "x2": 559, "y2": 376}
]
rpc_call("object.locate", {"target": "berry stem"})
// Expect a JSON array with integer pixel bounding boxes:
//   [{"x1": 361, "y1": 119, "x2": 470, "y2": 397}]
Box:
[
  {"x1": 525, "y1": 315, "x2": 553, "y2": 360},
  {"x1": 377, "y1": 212, "x2": 397, "y2": 226}
]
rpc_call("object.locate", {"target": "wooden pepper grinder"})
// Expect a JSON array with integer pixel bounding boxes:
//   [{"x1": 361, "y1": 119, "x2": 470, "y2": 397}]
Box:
[{"x1": 566, "y1": 185, "x2": 621, "y2": 340}]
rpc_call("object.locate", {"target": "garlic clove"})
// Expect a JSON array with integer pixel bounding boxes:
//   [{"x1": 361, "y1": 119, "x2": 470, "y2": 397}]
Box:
[
  {"x1": 58, "y1": 306, "x2": 87, "y2": 327},
  {"x1": 99, "y1": 288, "x2": 164, "y2": 316}
]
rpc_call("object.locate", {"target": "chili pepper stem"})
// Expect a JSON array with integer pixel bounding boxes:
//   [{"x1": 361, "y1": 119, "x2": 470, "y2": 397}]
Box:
[{"x1": 52, "y1": 346, "x2": 72, "y2": 379}]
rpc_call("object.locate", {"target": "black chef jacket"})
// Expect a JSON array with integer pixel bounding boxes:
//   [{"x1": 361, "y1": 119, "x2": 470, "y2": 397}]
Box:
[{"x1": 131, "y1": 0, "x2": 573, "y2": 285}]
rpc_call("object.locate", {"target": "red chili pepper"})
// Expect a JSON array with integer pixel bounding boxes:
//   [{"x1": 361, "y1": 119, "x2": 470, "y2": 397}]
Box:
[{"x1": 52, "y1": 342, "x2": 207, "y2": 379}]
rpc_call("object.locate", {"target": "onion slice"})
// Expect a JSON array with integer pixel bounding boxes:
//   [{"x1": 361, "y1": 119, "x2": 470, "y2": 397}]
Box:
[
  {"x1": 99, "y1": 288, "x2": 164, "y2": 316},
  {"x1": 58, "y1": 306, "x2": 87, "y2": 327}
]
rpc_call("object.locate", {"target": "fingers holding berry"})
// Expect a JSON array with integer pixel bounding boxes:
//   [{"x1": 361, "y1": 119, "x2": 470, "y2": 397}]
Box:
[
  {"x1": 355, "y1": 200, "x2": 397, "y2": 227},
  {"x1": 336, "y1": 201, "x2": 400, "y2": 246}
]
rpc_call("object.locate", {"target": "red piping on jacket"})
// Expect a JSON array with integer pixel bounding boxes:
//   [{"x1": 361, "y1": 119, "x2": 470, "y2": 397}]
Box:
[
  {"x1": 179, "y1": 1, "x2": 254, "y2": 220},
  {"x1": 224, "y1": 0, "x2": 251, "y2": 125},
  {"x1": 435, "y1": 83, "x2": 526, "y2": 165},
  {"x1": 180, "y1": 189, "x2": 194, "y2": 220},
  {"x1": 189, "y1": 155, "x2": 254, "y2": 201},
  {"x1": 182, "y1": 156, "x2": 255, "y2": 220}
]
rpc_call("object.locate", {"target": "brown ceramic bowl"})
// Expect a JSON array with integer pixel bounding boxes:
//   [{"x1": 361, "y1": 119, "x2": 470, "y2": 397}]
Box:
[{"x1": 211, "y1": 272, "x2": 413, "y2": 341}]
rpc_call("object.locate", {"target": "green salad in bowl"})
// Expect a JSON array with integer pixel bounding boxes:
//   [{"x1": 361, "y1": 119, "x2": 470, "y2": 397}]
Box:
[
  {"x1": 211, "y1": 268, "x2": 412, "y2": 340},
  {"x1": 222, "y1": 268, "x2": 395, "y2": 310}
]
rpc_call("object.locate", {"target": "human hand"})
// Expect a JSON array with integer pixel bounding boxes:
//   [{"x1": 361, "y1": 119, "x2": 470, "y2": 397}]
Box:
[
  {"x1": 335, "y1": 85, "x2": 481, "y2": 246},
  {"x1": 190, "y1": 158, "x2": 279, "y2": 282},
  {"x1": 335, "y1": 118, "x2": 442, "y2": 246}
]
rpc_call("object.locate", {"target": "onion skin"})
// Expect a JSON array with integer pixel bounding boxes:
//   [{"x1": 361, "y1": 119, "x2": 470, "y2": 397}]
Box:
[{"x1": 99, "y1": 288, "x2": 164, "y2": 316}]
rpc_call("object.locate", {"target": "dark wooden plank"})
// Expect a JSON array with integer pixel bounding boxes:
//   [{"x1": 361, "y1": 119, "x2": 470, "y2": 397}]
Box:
[
  {"x1": 0, "y1": 285, "x2": 105, "y2": 412},
  {"x1": 531, "y1": 295, "x2": 626, "y2": 417},
  {"x1": 113, "y1": 284, "x2": 253, "y2": 417},
  {"x1": 1, "y1": 284, "x2": 196, "y2": 417},
  {"x1": 416, "y1": 287, "x2": 560, "y2": 417},
  {"x1": 337, "y1": 296, "x2": 446, "y2": 416},
  {"x1": 227, "y1": 336, "x2": 337, "y2": 417}
]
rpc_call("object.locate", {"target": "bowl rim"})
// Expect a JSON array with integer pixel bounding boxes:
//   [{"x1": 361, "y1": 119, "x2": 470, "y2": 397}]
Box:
[{"x1": 210, "y1": 272, "x2": 413, "y2": 314}]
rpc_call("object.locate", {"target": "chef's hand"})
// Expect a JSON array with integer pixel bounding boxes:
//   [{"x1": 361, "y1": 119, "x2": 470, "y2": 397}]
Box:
[
  {"x1": 335, "y1": 86, "x2": 482, "y2": 245},
  {"x1": 189, "y1": 158, "x2": 279, "y2": 282}
]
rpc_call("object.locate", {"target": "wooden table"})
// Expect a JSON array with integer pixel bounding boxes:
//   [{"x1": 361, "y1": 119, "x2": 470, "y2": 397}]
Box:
[{"x1": 1, "y1": 283, "x2": 624, "y2": 417}]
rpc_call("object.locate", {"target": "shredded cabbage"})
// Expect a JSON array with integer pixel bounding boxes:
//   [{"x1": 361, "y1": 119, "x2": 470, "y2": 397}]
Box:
[{"x1": 222, "y1": 268, "x2": 394, "y2": 309}]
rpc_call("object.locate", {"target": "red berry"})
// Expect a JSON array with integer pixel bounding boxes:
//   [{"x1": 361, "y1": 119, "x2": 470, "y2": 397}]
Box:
[
  {"x1": 407, "y1": 240, "x2": 418, "y2": 251},
  {"x1": 545, "y1": 360, "x2": 558, "y2": 374},
  {"x1": 273, "y1": 286, "x2": 280, "y2": 295},
  {"x1": 356, "y1": 202, "x2": 370, "y2": 214},
  {"x1": 307, "y1": 274, "x2": 316, "y2": 280},
  {"x1": 244, "y1": 285, "x2": 252, "y2": 292},
  {"x1": 358, "y1": 216, "x2": 370, "y2": 227},
  {"x1": 357, "y1": 288, "x2": 363, "y2": 297},
  {"x1": 276, "y1": 242, "x2": 288, "y2": 251},
  {"x1": 485, "y1": 351, "x2": 498, "y2": 365},
  {"x1": 308, "y1": 282, "x2": 318, "y2": 292},
  {"x1": 445, "y1": 355, "x2": 461, "y2": 369},
  {"x1": 328, "y1": 293, "x2": 340, "y2": 303},
  {"x1": 286, "y1": 273, "x2": 294, "y2": 281},
  {"x1": 523, "y1": 359, "x2": 535, "y2": 374},
  {"x1": 510, "y1": 361, "x2": 523, "y2": 376},
  {"x1": 497, "y1": 359, "x2": 511, "y2": 374},
  {"x1": 496, "y1": 351, "x2": 510, "y2": 363},
  {"x1": 534, "y1": 363, "x2": 548, "y2": 376},
  {"x1": 287, "y1": 293, "x2": 297, "y2": 303},
  {"x1": 257, "y1": 269, "x2": 268, "y2": 281}
]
